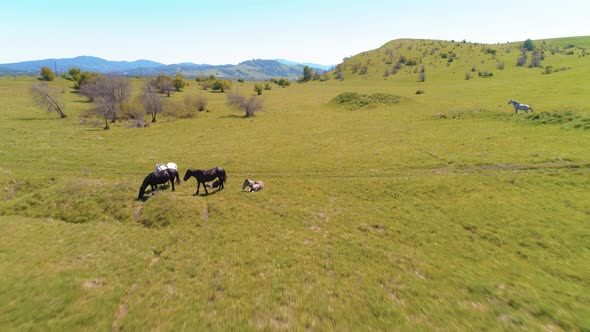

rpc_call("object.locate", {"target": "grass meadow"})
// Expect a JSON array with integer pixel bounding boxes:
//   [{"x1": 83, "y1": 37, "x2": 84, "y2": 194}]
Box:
[{"x1": 1, "y1": 37, "x2": 590, "y2": 330}]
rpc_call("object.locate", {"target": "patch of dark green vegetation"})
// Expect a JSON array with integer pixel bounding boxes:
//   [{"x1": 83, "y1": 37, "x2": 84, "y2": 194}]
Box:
[
  {"x1": 434, "y1": 109, "x2": 590, "y2": 130},
  {"x1": 331, "y1": 92, "x2": 402, "y2": 110}
]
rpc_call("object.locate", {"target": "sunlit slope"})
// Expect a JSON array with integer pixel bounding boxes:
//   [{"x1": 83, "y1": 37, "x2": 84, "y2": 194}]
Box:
[{"x1": 331, "y1": 36, "x2": 590, "y2": 112}]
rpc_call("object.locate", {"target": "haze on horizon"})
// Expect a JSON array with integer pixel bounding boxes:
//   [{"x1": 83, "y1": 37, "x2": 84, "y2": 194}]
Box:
[{"x1": 1, "y1": 0, "x2": 588, "y2": 66}]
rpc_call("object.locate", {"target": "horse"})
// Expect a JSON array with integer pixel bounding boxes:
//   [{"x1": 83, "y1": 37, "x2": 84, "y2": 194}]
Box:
[
  {"x1": 242, "y1": 179, "x2": 264, "y2": 192},
  {"x1": 508, "y1": 99, "x2": 534, "y2": 114},
  {"x1": 138, "y1": 168, "x2": 180, "y2": 199},
  {"x1": 155, "y1": 162, "x2": 178, "y2": 172},
  {"x1": 183, "y1": 167, "x2": 226, "y2": 195}
]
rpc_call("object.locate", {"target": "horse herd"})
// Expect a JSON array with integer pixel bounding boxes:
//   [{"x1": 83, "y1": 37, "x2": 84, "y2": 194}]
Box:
[{"x1": 138, "y1": 163, "x2": 263, "y2": 200}]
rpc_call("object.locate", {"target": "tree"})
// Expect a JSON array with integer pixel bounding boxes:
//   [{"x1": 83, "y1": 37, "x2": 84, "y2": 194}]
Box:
[
  {"x1": 254, "y1": 83, "x2": 263, "y2": 95},
  {"x1": 40, "y1": 66, "x2": 56, "y2": 81},
  {"x1": 516, "y1": 54, "x2": 527, "y2": 66},
  {"x1": 68, "y1": 67, "x2": 81, "y2": 82},
  {"x1": 529, "y1": 50, "x2": 543, "y2": 68},
  {"x1": 227, "y1": 92, "x2": 263, "y2": 117},
  {"x1": 418, "y1": 65, "x2": 425, "y2": 82},
  {"x1": 523, "y1": 39, "x2": 535, "y2": 52},
  {"x1": 277, "y1": 78, "x2": 290, "y2": 88},
  {"x1": 151, "y1": 73, "x2": 174, "y2": 97},
  {"x1": 142, "y1": 82, "x2": 164, "y2": 122},
  {"x1": 91, "y1": 76, "x2": 133, "y2": 128},
  {"x1": 300, "y1": 65, "x2": 312, "y2": 82},
  {"x1": 79, "y1": 81, "x2": 100, "y2": 102},
  {"x1": 75, "y1": 71, "x2": 101, "y2": 90},
  {"x1": 173, "y1": 73, "x2": 186, "y2": 91},
  {"x1": 94, "y1": 95, "x2": 116, "y2": 130},
  {"x1": 212, "y1": 79, "x2": 231, "y2": 92},
  {"x1": 30, "y1": 83, "x2": 66, "y2": 118}
]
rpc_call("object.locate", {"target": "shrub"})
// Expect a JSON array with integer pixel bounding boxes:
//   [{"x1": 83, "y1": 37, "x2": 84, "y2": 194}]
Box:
[
  {"x1": 40, "y1": 66, "x2": 56, "y2": 81},
  {"x1": 516, "y1": 54, "x2": 527, "y2": 66},
  {"x1": 496, "y1": 61, "x2": 505, "y2": 70},
  {"x1": 529, "y1": 51, "x2": 543, "y2": 68},
  {"x1": 227, "y1": 92, "x2": 263, "y2": 117},
  {"x1": 543, "y1": 65, "x2": 553, "y2": 75},
  {"x1": 330, "y1": 92, "x2": 401, "y2": 110},
  {"x1": 254, "y1": 83, "x2": 263, "y2": 95}
]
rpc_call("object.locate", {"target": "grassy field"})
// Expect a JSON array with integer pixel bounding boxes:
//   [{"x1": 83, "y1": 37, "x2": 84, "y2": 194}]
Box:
[{"x1": 1, "y1": 37, "x2": 590, "y2": 330}]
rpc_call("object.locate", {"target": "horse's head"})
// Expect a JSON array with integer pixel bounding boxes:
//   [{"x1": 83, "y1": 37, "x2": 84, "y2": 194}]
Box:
[
  {"x1": 242, "y1": 179, "x2": 252, "y2": 190},
  {"x1": 508, "y1": 99, "x2": 515, "y2": 105},
  {"x1": 183, "y1": 169, "x2": 192, "y2": 182}
]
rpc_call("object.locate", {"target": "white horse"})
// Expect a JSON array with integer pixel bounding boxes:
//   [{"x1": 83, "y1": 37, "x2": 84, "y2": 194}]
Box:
[
  {"x1": 242, "y1": 179, "x2": 264, "y2": 192},
  {"x1": 508, "y1": 99, "x2": 534, "y2": 114},
  {"x1": 155, "y1": 162, "x2": 178, "y2": 172}
]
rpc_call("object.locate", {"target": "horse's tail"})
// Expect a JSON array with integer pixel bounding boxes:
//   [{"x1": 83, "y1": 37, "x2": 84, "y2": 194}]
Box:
[
  {"x1": 529, "y1": 107, "x2": 534, "y2": 112},
  {"x1": 138, "y1": 174, "x2": 150, "y2": 199},
  {"x1": 175, "y1": 170, "x2": 180, "y2": 185},
  {"x1": 220, "y1": 168, "x2": 227, "y2": 184}
]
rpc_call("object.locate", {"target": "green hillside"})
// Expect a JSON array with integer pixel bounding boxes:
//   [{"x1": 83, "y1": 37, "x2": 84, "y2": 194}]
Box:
[
  {"x1": 333, "y1": 37, "x2": 590, "y2": 113},
  {"x1": 0, "y1": 37, "x2": 589, "y2": 330}
]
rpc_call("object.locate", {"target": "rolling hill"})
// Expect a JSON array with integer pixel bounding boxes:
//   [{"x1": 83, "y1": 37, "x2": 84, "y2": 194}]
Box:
[{"x1": 331, "y1": 36, "x2": 590, "y2": 84}]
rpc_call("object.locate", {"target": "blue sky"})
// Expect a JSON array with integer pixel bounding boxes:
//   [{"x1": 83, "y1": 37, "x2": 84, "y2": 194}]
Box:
[{"x1": 1, "y1": 0, "x2": 588, "y2": 65}]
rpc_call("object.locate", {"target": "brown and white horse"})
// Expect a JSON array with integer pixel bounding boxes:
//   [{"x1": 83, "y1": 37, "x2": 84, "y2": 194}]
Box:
[{"x1": 242, "y1": 179, "x2": 264, "y2": 192}]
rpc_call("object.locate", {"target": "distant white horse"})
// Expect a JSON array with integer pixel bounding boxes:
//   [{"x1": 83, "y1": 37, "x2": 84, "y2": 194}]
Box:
[
  {"x1": 155, "y1": 162, "x2": 178, "y2": 172},
  {"x1": 508, "y1": 99, "x2": 534, "y2": 114},
  {"x1": 242, "y1": 179, "x2": 264, "y2": 192}
]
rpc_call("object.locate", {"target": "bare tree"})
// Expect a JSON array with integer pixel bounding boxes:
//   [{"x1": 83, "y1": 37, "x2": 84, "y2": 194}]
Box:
[
  {"x1": 151, "y1": 73, "x2": 174, "y2": 97},
  {"x1": 30, "y1": 83, "x2": 66, "y2": 118},
  {"x1": 94, "y1": 76, "x2": 132, "y2": 122},
  {"x1": 79, "y1": 81, "x2": 100, "y2": 102},
  {"x1": 195, "y1": 95, "x2": 208, "y2": 112},
  {"x1": 94, "y1": 95, "x2": 116, "y2": 130},
  {"x1": 516, "y1": 54, "x2": 527, "y2": 66},
  {"x1": 142, "y1": 82, "x2": 164, "y2": 122},
  {"x1": 89, "y1": 76, "x2": 132, "y2": 129},
  {"x1": 227, "y1": 92, "x2": 263, "y2": 117}
]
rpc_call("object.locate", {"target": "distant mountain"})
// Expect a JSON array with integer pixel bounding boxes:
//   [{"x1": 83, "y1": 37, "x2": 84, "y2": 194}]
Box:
[
  {"x1": 0, "y1": 56, "x2": 164, "y2": 75},
  {"x1": 0, "y1": 56, "x2": 324, "y2": 80},
  {"x1": 275, "y1": 59, "x2": 333, "y2": 71}
]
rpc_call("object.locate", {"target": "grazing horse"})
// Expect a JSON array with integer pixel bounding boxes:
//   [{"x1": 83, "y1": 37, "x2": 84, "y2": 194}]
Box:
[
  {"x1": 508, "y1": 99, "x2": 534, "y2": 114},
  {"x1": 242, "y1": 179, "x2": 264, "y2": 192},
  {"x1": 138, "y1": 168, "x2": 180, "y2": 199},
  {"x1": 155, "y1": 162, "x2": 178, "y2": 172},
  {"x1": 183, "y1": 167, "x2": 226, "y2": 195}
]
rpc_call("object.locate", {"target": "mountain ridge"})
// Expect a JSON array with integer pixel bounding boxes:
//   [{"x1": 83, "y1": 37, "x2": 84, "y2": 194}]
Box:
[{"x1": 0, "y1": 56, "x2": 332, "y2": 80}]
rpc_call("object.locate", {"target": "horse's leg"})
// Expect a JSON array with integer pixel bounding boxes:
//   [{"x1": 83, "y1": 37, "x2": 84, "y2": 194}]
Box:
[
  {"x1": 196, "y1": 181, "x2": 200, "y2": 195},
  {"x1": 171, "y1": 178, "x2": 175, "y2": 191},
  {"x1": 203, "y1": 182, "x2": 209, "y2": 195}
]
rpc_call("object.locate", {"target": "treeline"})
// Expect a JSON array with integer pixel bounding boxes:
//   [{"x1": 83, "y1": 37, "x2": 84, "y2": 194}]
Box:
[{"x1": 31, "y1": 67, "x2": 296, "y2": 125}]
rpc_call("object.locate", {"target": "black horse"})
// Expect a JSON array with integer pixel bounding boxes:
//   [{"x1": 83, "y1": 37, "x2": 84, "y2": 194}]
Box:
[
  {"x1": 138, "y1": 168, "x2": 180, "y2": 199},
  {"x1": 183, "y1": 167, "x2": 226, "y2": 195}
]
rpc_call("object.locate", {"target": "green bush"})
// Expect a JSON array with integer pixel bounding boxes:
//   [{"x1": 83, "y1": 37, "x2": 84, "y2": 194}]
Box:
[{"x1": 330, "y1": 92, "x2": 401, "y2": 110}]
